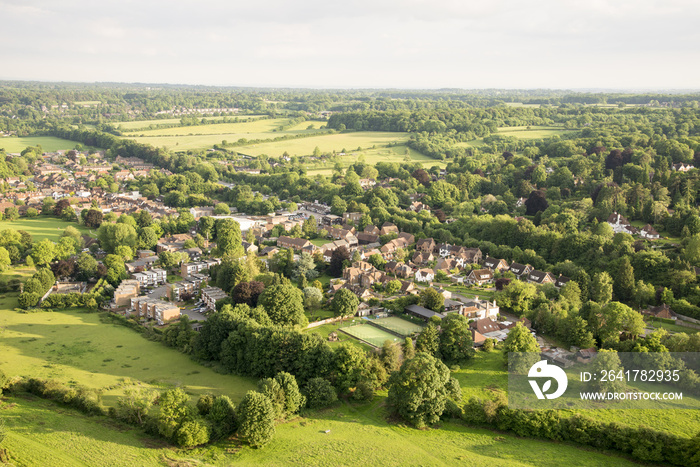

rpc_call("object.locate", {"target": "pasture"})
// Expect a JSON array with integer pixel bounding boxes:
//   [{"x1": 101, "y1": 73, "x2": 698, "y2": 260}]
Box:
[
  {"x1": 1, "y1": 394, "x2": 642, "y2": 467},
  {"x1": 367, "y1": 316, "x2": 424, "y2": 337},
  {"x1": 339, "y1": 323, "x2": 401, "y2": 348},
  {"x1": 115, "y1": 115, "x2": 266, "y2": 131},
  {"x1": 235, "y1": 131, "x2": 410, "y2": 158},
  {"x1": 305, "y1": 144, "x2": 445, "y2": 176},
  {"x1": 495, "y1": 126, "x2": 576, "y2": 140},
  {"x1": 0, "y1": 136, "x2": 79, "y2": 153},
  {"x1": 0, "y1": 217, "x2": 93, "y2": 242},
  {"x1": 122, "y1": 118, "x2": 327, "y2": 151},
  {"x1": 0, "y1": 305, "x2": 256, "y2": 407}
]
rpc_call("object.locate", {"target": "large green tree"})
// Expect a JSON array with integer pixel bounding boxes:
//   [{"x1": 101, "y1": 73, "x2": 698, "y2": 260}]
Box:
[
  {"x1": 236, "y1": 391, "x2": 276, "y2": 448},
  {"x1": 258, "y1": 283, "x2": 307, "y2": 327},
  {"x1": 438, "y1": 314, "x2": 474, "y2": 363},
  {"x1": 331, "y1": 289, "x2": 359, "y2": 319},
  {"x1": 387, "y1": 352, "x2": 458, "y2": 428}
]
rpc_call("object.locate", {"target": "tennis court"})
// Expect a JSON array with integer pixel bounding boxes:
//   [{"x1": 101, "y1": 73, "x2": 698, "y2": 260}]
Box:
[
  {"x1": 368, "y1": 316, "x2": 424, "y2": 337},
  {"x1": 340, "y1": 324, "x2": 402, "y2": 348}
]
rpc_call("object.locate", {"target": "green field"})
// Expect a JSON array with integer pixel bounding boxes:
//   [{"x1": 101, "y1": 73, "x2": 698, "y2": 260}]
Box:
[
  {"x1": 340, "y1": 323, "x2": 401, "y2": 347},
  {"x1": 306, "y1": 145, "x2": 444, "y2": 176},
  {"x1": 454, "y1": 350, "x2": 700, "y2": 437},
  {"x1": 495, "y1": 126, "x2": 576, "y2": 139},
  {"x1": 0, "y1": 217, "x2": 94, "y2": 242},
  {"x1": 2, "y1": 394, "x2": 641, "y2": 467},
  {"x1": 236, "y1": 132, "x2": 410, "y2": 158},
  {"x1": 115, "y1": 115, "x2": 266, "y2": 131},
  {"x1": 0, "y1": 136, "x2": 80, "y2": 153},
  {"x1": 367, "y1": 316, "x2": 424, "y2": 336},
  {"x1": 121, "y1": 117, "x2": 328, "y2": 150},
  {"x1": 0, "y1": 305, "x2": 256, "y2": 407}
]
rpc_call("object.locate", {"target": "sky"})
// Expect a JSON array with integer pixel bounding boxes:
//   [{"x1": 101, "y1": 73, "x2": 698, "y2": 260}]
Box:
[{"x1": 1, "y1": 0, "x2": 699, "y2": 90}]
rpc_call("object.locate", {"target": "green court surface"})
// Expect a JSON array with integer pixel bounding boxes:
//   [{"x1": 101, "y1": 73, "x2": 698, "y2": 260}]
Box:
[
  {"x1": 339, "y1": 323, "x2": 402, "y2": 347},
  {"x1": 367, "y1": 316, "x2": 424, "y2": 336}
]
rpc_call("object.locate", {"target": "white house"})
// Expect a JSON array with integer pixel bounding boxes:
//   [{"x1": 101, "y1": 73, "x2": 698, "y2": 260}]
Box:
[{"x1": 415, "y1": 268, "x2": 435, "y2": 282}]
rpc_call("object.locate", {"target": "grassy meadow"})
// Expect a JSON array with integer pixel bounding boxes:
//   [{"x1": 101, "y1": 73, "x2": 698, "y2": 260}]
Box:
[
  {"x1": 0, "y1": 217, "x2": 94, "y2": 242},
  {"x1": 235, "y1": 131, "x2": 410, "y2": 158},
  {"x1": 0, "y1": 136, "x2": 79, "y2": 153},
  {"x1": 115, "y1": 115, "x2": 266, "y2": 131},
  {"x1": 0, "y1": 303, "x2": 256, "y2": 407},
  {"x1": 121, "y1": 117, "x2": 328, "y2": 151},
  {"x1": 305, "y1": 145, "x2": 445, "y2": 176},
  {"x1": 1, "y1": 394, "x2": 643, "y2": 467}
]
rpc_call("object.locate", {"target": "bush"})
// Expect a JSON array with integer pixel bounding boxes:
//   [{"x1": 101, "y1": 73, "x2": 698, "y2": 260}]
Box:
[{"x1": 303, "y1": 378, "x2": 337, "y2": 409}]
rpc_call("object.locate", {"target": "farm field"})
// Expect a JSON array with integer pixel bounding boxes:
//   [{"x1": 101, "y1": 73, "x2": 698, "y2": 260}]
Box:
[
  {"x1": 0, "y1": 217, "x2": 94, "y2": 242},
  {"x1": 339, "y1": 323, "x2": 402, "y2": 348},
  {"x1": 366, "y1": 316, "x2": 424, "y2": 336},
  {"x1": 115, "y1": 115, "x2": 266, "y2": 131},
  {"x1": 495, "y1": 126, "x2": 576, "y2": 139},
  {"x1": 1, "y1": 394, "x2": 641, "y2": 467},
  {"x1": 0, "y1": 136, "x2": 79, "y2": 153},
  {"x1": 0, "y1": 304, "x2": 256, "y2": 407},
  {"x1": 454, "y1": 126, "x2": 575, "y2": 150},
  {"x1": 305, "y1": 144, "x2": 444, "y2": 176},
  {"x1": 122, "y1": 118, "x2": 327, "y2": 151},
  {"x1": 234, "y1": 131, "x2": 410, "y2": 158}
]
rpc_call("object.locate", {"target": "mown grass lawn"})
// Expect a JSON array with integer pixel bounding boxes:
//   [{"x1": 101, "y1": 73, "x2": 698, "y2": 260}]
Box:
[
  {"x1": 0, "y1": 216, "x2": 94, "y2": 242},
  {"x1": 0, "y1": 302, "x2": 256, "y2": 407},
  {"x1": 1, "y1": 394, "x2": 642, "y2": 467}
]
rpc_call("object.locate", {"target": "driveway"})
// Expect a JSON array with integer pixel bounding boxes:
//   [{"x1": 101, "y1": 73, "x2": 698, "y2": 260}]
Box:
[{"x1": 180, "y1": 303, "x2": 208, "y2": 321}]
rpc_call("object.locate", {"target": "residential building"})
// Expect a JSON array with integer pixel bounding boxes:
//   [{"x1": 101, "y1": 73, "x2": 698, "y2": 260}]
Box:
[
  {"x1": 527, "y1": 270, "x2": 556, "y2": 285},
  {"x1": 129, "y1": 296, "x2": 180, "y2": 325},
  {"x1": 132, "y1": 268, "x2": 167, "y2": 287},
  {"x1": 277, "y1": 236, "x2": 313, "y2": 251},
  {"x1": 509, "y1": 262, "x2": 533, "y2": 278},
  {"x1": 415, "y1": 268, "x2": 435, "y2": 282},
  {"x1": 113, "y1": 279, "x2": 140, "y2": 307},
  {"x1": 466, "y1": 268, "x2": 494, "y2": 286},
  {"x1": 168, "y1": 274, "x2": 208, "y2": 301},
  {"x1": 483, "y1": 257, "x2": 509, "y2": 272},
  {"x1": 181, "y1": 259, "x2": 221, "y2": 277},
  {"x1": 201, "y1": 286, "x2": 229, "y2": 311},
  {"x1": 642, "y1": 304, "x2": 677, "y2": 320}
]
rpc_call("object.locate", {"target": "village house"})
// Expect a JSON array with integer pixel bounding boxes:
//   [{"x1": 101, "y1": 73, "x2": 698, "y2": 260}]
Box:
[
  {"x1": 527, "y1": 270, "x2": 556, "y2": 285},
  {"x1": 411, "y1": 251, "x2": 434, "y2": 265},
  {"x1": 409, "y1": 201, "x2": 430, "y2": 213},
  {"x1": 342, "y1": 212, "x2": 363, "y2": 223},
  {"x1": 466, "y1": 268, "x2": 494, "y2": 286},
  {"x1": 125, "y1": 255, "x2": 159, "y2": 274},
  {"x1": 672, "y1": 163, "x2": 695, "y2": 172},
  {"x1": 640, "y1": 224, "x2": 660, "y2": 239},
  {"x1": 415, "y1": 268, "x2": 435, "y2": 282},
  {"x1": 357, "y1": 232, "x2": 380, "y2": 244},
  {"x1": 364, "y1": 224, "x2": 380, "y2": 235},
  {"x1": 416, "y1": 237, "x2": 436, "y2": 253},
  {"x1": 460, "y1": 297, "x2": 499, "y2": 321},
  {"x1": 642, "y1": 304, "x2": 677, "y2": 320},
  {"x1": 508, "y1": 262, "x2": 533, "y2": 278},
  {"x1": 483, "y1": 257, "x2": 509, "y2": 272},
  {"x1": 379, "y1": 222, "x2": 399, "y2": 236},
  {"x1": 555, "y1": 275, "x2": 570, "y2": 288},
  {"x1": 277, "y1": 236, "x2": 314, "y2": 252},
  {"x1": 607, "y1": 212, "x2": 636, "y2": 235}
]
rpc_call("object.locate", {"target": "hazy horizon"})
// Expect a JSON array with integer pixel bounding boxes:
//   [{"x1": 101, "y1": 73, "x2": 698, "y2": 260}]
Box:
[{"x1": 2, "y1": 0, "x2": 699, "y2": 89}]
